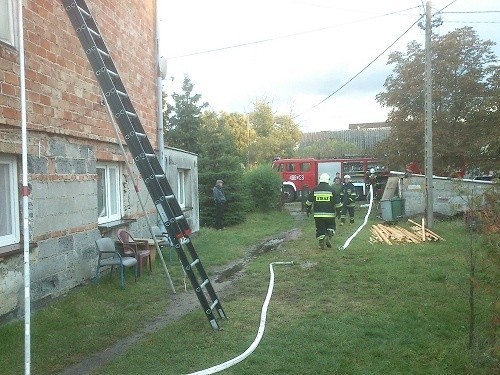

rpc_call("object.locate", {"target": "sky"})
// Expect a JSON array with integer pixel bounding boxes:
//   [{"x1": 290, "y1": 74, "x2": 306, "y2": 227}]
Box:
[{"x1": 158, "y1": 0, "x2": 500, "y2": 133}]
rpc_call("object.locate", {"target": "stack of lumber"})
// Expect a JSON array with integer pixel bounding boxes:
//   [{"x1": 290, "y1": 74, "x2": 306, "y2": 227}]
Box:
[{"x1": 370, "y1": 219, "x2": 445, "y2": 245}]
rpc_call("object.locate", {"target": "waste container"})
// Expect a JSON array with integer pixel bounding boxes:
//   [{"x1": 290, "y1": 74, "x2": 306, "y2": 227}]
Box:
[
  {"x1": 391, "y1": 197, "x2": 404, "y2": 219},
  {"x1": 380, "y1": 197, "x2": 405, "y2": 221}
]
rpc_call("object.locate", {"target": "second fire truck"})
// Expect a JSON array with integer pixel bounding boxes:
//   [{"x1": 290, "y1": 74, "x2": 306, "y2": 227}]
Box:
[{"x1": 272, "y1": 157, "x2": 388, "y2": 203}]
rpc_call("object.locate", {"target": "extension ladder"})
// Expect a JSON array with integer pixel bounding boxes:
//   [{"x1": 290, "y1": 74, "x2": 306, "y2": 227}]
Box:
[{"x1": 63, "y1": 0, "x2": 226, "y2": 330}]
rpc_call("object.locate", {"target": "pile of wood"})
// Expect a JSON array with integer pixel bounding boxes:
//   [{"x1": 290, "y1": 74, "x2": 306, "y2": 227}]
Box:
[{"x1": 369, "y1": 219, "x2": 445, "y2": 245}]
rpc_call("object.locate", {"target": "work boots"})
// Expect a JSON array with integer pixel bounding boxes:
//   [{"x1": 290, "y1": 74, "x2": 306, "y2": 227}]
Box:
[
  {"x1": 318, "y1": 238, "x2": 325, "y2": 249},
  {"x1": 326, "y1": 229, "x2": 335, "y2": 248}
]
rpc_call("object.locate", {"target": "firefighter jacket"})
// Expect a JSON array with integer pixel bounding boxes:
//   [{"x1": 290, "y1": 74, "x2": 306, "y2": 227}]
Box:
[
  {"x1": 305, "y1": 182, "x2": 337, "y2": 218},
  {"x1": 341, "y1": 182, "x2": 357, "y2": 207},
  {"x1": 331, "y1": 183, "x2": 343, "y2": 210}
]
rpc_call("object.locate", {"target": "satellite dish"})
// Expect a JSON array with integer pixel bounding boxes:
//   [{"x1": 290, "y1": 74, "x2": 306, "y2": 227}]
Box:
[{"x1": 159, "y1": 56, "x2": 167, "y2": 79}]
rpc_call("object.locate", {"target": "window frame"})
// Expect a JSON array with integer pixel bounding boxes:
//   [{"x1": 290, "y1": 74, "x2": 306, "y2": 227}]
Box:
[
  {"x1": 96, "y1": 163, "x2": 122, "y2": 224},
  {"x1": 177, "y1": 169, "x2": 186, "y2": 209},
  {"x1": 0, "y1": 0, "x2": 16, "y2": 47},
  {"x1": 0, "y1": 155, "x2": 20, "y2": 247}
]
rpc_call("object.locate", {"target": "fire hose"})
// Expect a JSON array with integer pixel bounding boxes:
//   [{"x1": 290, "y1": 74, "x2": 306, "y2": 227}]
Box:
[
  {"x1": 339, "y1": 184, "x2": 373, "y2": 251},
  {"x1": 187, "y1": 261, "x2": 294, "y2": 375}
]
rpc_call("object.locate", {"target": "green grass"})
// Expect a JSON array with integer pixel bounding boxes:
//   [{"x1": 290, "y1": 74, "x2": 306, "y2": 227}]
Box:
[{"x1": 0, "y1": 206, "x2": 498, "y2": 374}]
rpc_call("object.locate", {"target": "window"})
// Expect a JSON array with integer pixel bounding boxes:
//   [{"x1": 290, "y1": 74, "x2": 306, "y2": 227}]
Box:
[
  {"x1": 0, "y1": 0, "x2": 15, "y2": 46},
  {"x1": 97, "y1": 163, "x2": 122, "y2": 224},
  {"x1": 0, "y1": 155, "x2": 20, "y2": 247},
  {"x1": 286, "y1": 163, "x2": 296, "y2": 172},
  {"x1": 300, "y1": 163, "x2": 311, "y2": 172},
  {"x1": 177, "y1": 169, "x2": 187, "y2": 208}
]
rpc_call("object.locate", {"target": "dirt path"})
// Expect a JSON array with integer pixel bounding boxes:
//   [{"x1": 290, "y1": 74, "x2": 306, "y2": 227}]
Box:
[{"x1": 59, "y1": 222, "x2": 302, "y2": 375}]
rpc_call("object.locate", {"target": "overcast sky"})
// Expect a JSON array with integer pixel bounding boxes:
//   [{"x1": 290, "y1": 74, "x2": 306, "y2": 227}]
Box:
[{"x1": 159, "y1": 0, "x2": 500, "y2": 133}]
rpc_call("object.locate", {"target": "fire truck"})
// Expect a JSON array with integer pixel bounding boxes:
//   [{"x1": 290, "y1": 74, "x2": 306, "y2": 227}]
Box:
[{"x1": 272, "y1": 157, "x2": 388, "y2": 203}]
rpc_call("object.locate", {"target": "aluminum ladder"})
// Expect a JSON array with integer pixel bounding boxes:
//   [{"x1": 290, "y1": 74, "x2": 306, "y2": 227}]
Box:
[{"x1": 63, "y1": 0, "x2": 227, "y2": 330}]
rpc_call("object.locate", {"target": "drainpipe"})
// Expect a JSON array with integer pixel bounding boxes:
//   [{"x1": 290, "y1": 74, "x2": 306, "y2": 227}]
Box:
[
  {"x1": 17, "y1": 0, "x2": 31, "y2": 373},
  {"x1": 155, "y1": 0, "x2": 166, "y2": 171}
]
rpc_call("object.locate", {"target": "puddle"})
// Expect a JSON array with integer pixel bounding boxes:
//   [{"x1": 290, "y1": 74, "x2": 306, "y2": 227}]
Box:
[{"x1": 214, "y1": 228, "x2": 301, "y2": 283}]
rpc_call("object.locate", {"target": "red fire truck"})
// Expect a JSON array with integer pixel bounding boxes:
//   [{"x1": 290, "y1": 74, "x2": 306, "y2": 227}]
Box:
[{"x1": 272, "y1": 157, "x2": 388, "y2": 203}]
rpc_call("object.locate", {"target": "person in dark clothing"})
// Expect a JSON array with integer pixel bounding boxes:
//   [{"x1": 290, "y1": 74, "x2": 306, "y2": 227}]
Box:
[
  {"x1": 332, "y1": 176, "x2": 343, "y2": 219},
  {"x1": 213, "y1": 179, "x2": 227, "y2": 230},
  {"x1": 305, "y1": 173, "x2": 337, "y2": 249},
  {"x1": 340, "y1": 175, "x2": 357, "y2": 225}
]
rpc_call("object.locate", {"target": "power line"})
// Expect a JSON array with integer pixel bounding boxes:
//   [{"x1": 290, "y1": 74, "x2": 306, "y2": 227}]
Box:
[
  {"x1": 293, "y1": 14, "x2": 424, "y2": 119},
  {"x1": 165, "y1": 6, "x2": 421, "y2": 60}
]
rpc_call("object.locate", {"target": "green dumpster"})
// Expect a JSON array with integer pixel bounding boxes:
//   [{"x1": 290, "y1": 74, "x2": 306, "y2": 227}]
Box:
[{"x1": 381, "y1": 197, "x2": 405, "y2": 221}]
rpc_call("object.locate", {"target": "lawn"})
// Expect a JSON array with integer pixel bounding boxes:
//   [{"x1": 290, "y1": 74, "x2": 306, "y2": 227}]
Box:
[{"x1": 0, "y1": 204, "x2": 497, "y2": 374}]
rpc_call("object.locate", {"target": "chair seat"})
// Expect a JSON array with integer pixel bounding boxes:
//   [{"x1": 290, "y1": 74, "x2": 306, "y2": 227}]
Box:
[
  {"x1": 100, "y1": 256, "x2": 137, "y2": 267},
  {"x1": 117, "y1": 229, "x2": 152, "y2": 276},
  {"x1": 95, "y1": 237, "x2": 138, "y2": 288}
]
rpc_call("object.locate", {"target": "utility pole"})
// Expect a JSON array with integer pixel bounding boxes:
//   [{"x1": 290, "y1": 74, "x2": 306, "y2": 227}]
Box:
[{"x1": 424, "y1": 1, "x2": 434, "y2": 229}]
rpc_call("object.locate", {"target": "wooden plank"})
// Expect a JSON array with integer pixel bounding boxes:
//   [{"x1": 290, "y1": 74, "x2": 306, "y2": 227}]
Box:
[
  {"x1": 371, "y1": 225, "x2": 392, "y2": 245},
  {"x1": 381, "y1": 177, "x2": 399, "y2": 200}
]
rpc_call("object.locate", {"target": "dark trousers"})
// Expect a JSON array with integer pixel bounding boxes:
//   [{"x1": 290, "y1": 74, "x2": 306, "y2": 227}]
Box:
[
  {"x1": 341, "y1": 205, "x2": 355, "y2": 223},
  {"x1": 314, "y1": 217, "x2": 336, "y2": 239},
  {"x1": 215, "y1": 202, "x2": 225, "y2": 229}
]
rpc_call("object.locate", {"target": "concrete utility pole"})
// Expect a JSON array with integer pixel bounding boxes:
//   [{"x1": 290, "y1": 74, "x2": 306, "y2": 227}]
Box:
[{"x1": 424, "y1": 1, "x2": 434, "y2": 229}]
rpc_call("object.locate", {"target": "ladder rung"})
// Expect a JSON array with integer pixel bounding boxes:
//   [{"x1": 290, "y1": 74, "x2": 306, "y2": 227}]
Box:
[
  {"x1": 97, "y1": 48, "x2": 109, "y2": 59},
  {"x1": 77, "y1": 6, "x2": 91, "y2": 19},
  {"x1": 116, "y1": 89, "x2": 127, "y2": 97},
  {"x1": 175, "y1": 215, "x2": 184, "y2": 222},
  {"x1": 164, "y1": 194, "x2": 174, "y2": 199},
  {"x1": 145, "y1": 153, "x2": 155, "y2": 158},
  {"x1": 155, "y1": 174, "x2": 166, "y2": 179},
  {"x1": 126, "y1": 111, "x2": 137, "y2": 118},
  {"x1": 209, "y1": 299, "x2": 219, "y2": 311},
  {"x1": 200, "y1": 279, "x2": 209, "y2": 289},
  {"x1": 190, "y1": 258, "x2": 200, "y2": 268},
  {"x1": 179, "y1": 236, "x2": 190, "y2": 244},
  {"x1": 88, "y1": 28, "x2": 101, "y2": 39},
  {"x1": 107, "y1": 69, "x2": 118, "y2": 78},
  {"x1": 136, "y1": 132, "x2": 146, "y2": 138}
]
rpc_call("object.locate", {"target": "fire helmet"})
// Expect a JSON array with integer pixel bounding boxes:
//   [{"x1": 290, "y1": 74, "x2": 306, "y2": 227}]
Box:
[
  {"x1": 344, "y1": 175, "x2": 351, "y2": 180},
  {"x1": 319, "y1": 173, "x2": 330, "y2": 183}
]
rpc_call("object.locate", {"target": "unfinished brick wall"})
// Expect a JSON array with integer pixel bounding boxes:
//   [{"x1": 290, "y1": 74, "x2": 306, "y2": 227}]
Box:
[
  {"x1": 0, "y1": 0, "x2": 158, "y2": 322},
  {"x1": 1, "y1": 0, "x2": 157, "y2": 147}
]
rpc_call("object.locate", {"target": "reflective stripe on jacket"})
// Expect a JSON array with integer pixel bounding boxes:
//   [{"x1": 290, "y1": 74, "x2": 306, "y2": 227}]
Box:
[{"x1": 305, "y1": 182, "x2": 337, "y2": 218}]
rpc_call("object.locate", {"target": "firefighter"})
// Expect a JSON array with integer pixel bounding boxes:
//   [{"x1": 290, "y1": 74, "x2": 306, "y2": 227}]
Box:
[
  {"x1": 332, "y1": 176, "x2": 343, "y2": 219},
  {"x1": 305, "y1": 173, "x2": 337, "y2": 249},
  {"x1": 340, "y1": 174, "x2": 357, "y2": 225}
]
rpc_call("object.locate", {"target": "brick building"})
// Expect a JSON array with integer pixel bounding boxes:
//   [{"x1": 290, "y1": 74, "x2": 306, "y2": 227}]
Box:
[{"x1": 0, "y1": 0, "x2": 193, "y2": 322}]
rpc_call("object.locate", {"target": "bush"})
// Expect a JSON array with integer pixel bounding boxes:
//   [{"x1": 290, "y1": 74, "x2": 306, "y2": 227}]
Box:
[{"x1": 243, "y1": 165, "x2": 282, "y2": 212}]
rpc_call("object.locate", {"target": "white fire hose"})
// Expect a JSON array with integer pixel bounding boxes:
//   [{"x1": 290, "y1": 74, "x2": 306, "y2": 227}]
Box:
[
  {"x1": 339, "y1": 184, "x2": 373, "y2": 251},
  {"x1": 187, "y1": 261, "x2": 294, "y2": 375}
]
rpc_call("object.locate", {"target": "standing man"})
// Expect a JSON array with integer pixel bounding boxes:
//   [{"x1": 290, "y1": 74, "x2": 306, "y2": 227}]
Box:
[
  {"x1": 305, "y1": 173, "x2": 337, "y2": 249},
  {"x1": 213, "y1": 179, "x2": 227, "y2": 230},
  {"x1": 340, "y1": 175, "x2": 357, "y2": 225}
]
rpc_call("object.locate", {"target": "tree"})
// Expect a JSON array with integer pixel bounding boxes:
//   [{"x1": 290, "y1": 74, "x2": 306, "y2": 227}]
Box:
[
  {"x1": 218, "y1": 111, "x2": 256, "y2": 158},
  {"x1": 198, "y1": 111, "x2": 248, "y2": 227},
  {"x1": 165, "y1": 76, "x2": 208, "y2": 154},
  {"x1": 247, "y1": 100, "x2": 301, "y2": 164},
  {"x1": 375, "y1": 27, "x2": 499, "y2": 175}
]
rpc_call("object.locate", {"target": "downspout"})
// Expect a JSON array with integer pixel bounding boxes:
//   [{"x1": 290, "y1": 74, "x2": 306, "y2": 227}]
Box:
[
  {"x1": 17, "y1": 0, "x2": 31, "y2": 373},
  {"x1": 155, "y1": 0, "x2": 166, "y2": 172}
]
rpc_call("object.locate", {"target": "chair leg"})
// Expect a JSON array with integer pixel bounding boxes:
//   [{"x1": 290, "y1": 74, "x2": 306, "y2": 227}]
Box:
[
  {"x1": 94, "y1": 265, "x2": 100, "y2": 284},
  {"x1": 148, "y1": 254, "x2": 152, "y2": 272},
  {"x1": 137, "y1": 256, "x2": 143, "y2": 277},
  {"x1": 119, "y1": 264, "x2": 124, "y2": 288}
]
